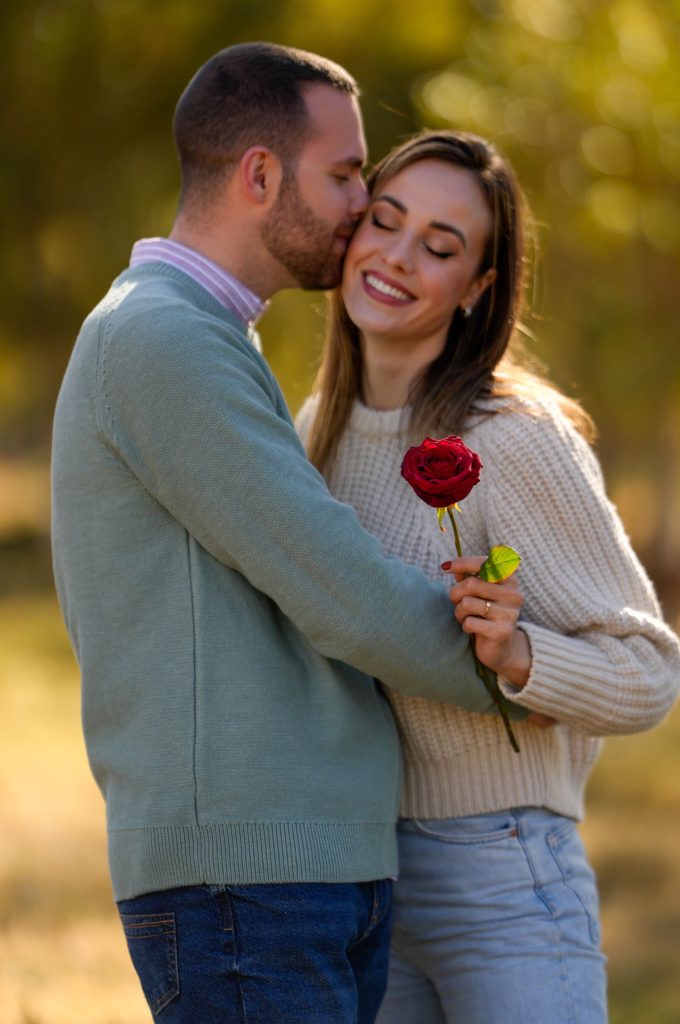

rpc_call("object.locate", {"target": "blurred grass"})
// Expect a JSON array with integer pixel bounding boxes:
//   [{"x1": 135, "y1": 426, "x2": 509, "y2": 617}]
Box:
[
  {"x1": 0, "y1": 593, "x2": 148, "y2": 1024},
  {"x1": 1, "y1": 590, "x2": 679, "y2": 1023}
]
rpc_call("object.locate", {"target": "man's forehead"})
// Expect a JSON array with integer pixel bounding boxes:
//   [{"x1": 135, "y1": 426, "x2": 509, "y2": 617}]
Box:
[{"x1": 301, "y1": 85, "x2": 367, "y2": 164}]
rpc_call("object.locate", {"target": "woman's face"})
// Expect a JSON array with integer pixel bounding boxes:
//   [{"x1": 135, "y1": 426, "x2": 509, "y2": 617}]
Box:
[{"x1": 342, "y1": 158, "x2": 496, "y2": 348}]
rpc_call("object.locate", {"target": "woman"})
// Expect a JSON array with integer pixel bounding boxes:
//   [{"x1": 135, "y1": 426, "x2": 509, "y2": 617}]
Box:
[{"x1": 297, "y1": 131, "x2": 680, "y2": 1023}]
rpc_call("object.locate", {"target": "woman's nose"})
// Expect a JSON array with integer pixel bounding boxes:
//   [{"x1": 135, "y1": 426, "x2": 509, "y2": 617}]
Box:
[{"x1": 382, "y1": 235, "x2": 414, "y2": 272}]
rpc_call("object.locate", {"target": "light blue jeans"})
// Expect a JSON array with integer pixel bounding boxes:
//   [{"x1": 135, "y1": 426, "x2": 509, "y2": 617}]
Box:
[{"x1": 376, "y1": 807, "x2": 607, "y2": 1024}]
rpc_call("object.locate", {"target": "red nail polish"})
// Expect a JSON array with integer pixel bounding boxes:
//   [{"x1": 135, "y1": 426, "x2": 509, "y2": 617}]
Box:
[{"x1": 440, "y1": 561, "x2": 452, "y2": 571}]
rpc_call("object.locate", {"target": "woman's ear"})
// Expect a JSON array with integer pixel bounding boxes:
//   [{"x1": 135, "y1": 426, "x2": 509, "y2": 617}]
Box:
[
  {"x1": 239, "y1": 146, "x2": 283, "y2": 207},
  {"x1": 460, "y1": 267, "x2": 497, "y2": 316}
]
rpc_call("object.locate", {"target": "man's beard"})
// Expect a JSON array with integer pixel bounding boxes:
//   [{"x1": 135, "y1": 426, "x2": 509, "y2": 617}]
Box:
[{"x1": 261, "y1": 176, "x2": 347, "y2": 290}]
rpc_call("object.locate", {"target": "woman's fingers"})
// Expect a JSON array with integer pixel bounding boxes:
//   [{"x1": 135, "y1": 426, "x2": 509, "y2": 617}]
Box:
[
  {"x1": 441, "y1": 554, "x2": 486, "y2": 582},
  {"x1": 443, "y1": 555, "x2": 521, "y2": 595},
  {"x1": 444, "y1": 555, "x2": 531, "y2": 687},
  {"x1": 449, "y1": 575, "x2": 523, "y2": 613},
  {"x1": 457, "y1": 601, "x2": 518, "y2": 644}
]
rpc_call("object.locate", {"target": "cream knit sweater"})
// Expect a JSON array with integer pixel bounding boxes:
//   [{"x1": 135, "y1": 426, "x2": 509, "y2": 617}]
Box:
[{"x1": 297, "y1": 394, "x2": 680, "y2": 821}]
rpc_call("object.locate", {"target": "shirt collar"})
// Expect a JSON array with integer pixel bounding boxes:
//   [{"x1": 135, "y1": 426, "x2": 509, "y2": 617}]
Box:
[{"x1": 130, "y1": 237, "x2": 269, "y2": 329}]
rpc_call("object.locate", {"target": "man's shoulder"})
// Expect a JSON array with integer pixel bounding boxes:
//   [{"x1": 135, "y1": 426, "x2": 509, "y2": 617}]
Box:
[
  {"x1": 102, "y1": 265, "x2": 244, "y2": 326},
  {"x1": 93, "y1": 266, "x2": 255, "y2": 367}
]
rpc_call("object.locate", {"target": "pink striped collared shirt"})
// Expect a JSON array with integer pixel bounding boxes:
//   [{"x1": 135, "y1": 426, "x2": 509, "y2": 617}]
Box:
[{"x1": 130, "y1": 238, "x2": 268, "y2": 330}]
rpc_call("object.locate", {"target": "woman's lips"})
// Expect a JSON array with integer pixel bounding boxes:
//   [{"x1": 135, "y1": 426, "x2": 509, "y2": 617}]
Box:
[{"x1": 361, "y1": 271, "x2": 415, "y2": 305}]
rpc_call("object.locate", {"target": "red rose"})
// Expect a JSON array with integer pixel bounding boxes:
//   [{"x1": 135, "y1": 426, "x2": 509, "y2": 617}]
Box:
[{"x1": 401, "y1": 435, "x2": 483, "y2": 508}]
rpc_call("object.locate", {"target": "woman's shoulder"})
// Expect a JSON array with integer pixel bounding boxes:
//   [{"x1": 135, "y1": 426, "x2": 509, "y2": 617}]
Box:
[
  {"x1": 466, "y1": 389, "x2": 599, "y2": 483},
  {"x1": 294, "y1": 393, "x2": 320, "y2": 443},
  {"x1": 468, "y1": 389, "x2": 587, "y2": 444}
]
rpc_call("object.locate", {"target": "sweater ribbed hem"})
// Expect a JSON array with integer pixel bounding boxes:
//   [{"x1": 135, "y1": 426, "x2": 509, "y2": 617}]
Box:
[
  {"x1": 109, "y1": 822, "x2": 398, "y2": 901},
  {"x1": 398, "y1": 732, "x2": 588, "y2": 822}
]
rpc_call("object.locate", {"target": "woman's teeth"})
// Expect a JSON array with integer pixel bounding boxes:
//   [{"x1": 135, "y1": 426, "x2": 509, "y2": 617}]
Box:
[{"x1": 365, "y1": 273, "x2": 411, "y2": 301}]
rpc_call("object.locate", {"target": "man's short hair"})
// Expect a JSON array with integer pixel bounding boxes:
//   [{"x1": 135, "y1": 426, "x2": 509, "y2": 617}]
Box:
[{"x1": 173, "y1": 42, "x2": 358, "y2": 208}]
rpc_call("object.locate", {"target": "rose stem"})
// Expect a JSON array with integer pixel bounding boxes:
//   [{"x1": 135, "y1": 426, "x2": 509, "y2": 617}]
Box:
[
  {"x1": 476, "y1": 660, "x2": 521, "y2": 753},
  {"x1": 446, "y1": 507, "x2": 463, "y2": 559},
  {"x1": 446, "y1": 506, "x2": 520, "y2": 753}
]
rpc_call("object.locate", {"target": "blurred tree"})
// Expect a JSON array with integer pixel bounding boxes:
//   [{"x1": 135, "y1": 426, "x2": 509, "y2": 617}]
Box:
[
  {"x1": 2, "y1": 13, "x2": 679, "y2": 1021},
  {"x1": 1, "y1": 0, "x2": 679, "y2": 612}
]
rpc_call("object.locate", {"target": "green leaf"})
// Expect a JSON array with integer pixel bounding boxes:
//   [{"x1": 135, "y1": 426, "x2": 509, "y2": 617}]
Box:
[
  {"x1": 479, "y1": 545, "x2": 521, "y2": 583},
  {"x1": 436, "y1": 506, "x2": 447, "y2": 532}
]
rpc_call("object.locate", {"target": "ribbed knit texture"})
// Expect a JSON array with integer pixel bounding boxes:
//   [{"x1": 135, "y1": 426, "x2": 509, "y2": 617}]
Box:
[
  {"x1": 297, "y1": 395, "x2": 680, "y2": 821},
  {"x1": 51, "y1": 263, "x2": 514, "y2": 901}
]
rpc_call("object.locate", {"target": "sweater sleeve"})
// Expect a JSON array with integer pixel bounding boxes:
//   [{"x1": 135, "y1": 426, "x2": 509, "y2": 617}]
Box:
[
  {"x1": 96, "y1": 307, "x2": 505, "y2": 714},
  {"x1": 479, "y1": 402, "x2": 680, "y2": 735}
]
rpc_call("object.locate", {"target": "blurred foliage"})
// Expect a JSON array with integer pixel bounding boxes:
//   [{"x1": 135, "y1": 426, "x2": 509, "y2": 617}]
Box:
[
  {"x1": 1, "y1": 7, "x2": 680, "y2": 1017},
  {"x1": 1, "y1": 0, "x2": 679, "y2": 585}
]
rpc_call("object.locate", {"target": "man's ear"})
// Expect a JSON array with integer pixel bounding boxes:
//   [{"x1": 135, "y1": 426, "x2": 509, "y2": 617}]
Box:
[{"x1": 239, "y1": 146, "x2": 283, "y2": 206}]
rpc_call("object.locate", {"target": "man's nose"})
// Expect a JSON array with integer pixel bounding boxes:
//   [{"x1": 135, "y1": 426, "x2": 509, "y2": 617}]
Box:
[{"x1": 349, "y1": 176, "x2": 369, "y2": 217}]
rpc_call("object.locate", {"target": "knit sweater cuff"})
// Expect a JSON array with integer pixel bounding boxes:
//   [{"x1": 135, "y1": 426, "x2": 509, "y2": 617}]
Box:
[{"x1": 497, "y1": 621, "x2": 649, "y2": 735}]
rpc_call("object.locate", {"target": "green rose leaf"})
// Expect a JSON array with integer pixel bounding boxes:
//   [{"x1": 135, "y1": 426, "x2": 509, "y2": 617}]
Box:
[{"x1": 479, "y1": 545, "x2": 521, "y2": 583}]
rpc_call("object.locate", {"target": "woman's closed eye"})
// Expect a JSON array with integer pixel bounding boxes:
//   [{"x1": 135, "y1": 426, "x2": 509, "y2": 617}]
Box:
[
  {"x1": 371, "y1": 212, "x2": 396, "y2": 231},
  {"x1": 371, "y1": 209, "x2": 456, "y2": 259},
  {"x1": 425, "y1": 245, "x2": 454, "y2": 260}
]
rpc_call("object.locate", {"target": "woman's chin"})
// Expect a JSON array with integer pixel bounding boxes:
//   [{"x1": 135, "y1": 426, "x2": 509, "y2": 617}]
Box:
[{"x1": 344, "y1": 296, "x2": 399, "y2": 338}]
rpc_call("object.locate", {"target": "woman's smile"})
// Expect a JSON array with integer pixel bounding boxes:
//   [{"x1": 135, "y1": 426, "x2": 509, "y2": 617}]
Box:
[{"x1": 361, "y1": 270, "x2": 415, "y2": 305}]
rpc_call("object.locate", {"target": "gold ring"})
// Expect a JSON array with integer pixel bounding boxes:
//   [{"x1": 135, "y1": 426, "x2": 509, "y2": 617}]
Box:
[{"x1": 483, "y1": 600, "x2": 491, "y2": 618}]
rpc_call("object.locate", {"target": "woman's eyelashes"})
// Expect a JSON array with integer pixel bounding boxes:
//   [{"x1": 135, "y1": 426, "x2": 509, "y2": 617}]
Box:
[
  {"x1": 370, "y1": 212, "x2": 455, "y2": 260},
  {"x1": 425, "y1": 246, "x2": 453, "y2": 260},
  {"x1": 370, "y1": 212, "x2": 395, "y2": 231}
]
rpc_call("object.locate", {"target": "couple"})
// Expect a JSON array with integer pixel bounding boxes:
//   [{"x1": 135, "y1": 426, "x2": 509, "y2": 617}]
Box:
[{"x1": 51, "y1": 42, "x2": 680, "y2": 1024}]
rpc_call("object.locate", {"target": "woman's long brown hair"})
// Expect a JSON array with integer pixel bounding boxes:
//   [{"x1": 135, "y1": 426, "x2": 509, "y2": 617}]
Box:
[{"x1": 306, "y1": 130, "x2": 593, "y2": 474}]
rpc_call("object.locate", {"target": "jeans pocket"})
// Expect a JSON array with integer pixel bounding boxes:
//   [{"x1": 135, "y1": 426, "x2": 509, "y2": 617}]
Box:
[
  {"x1": 119, "y1": 912, "x2": 180, "y2": 1015},
  {"x1": 411, "y1": 813, "x2": 519, "y2": 845},
  {"x1": 546, "y1": 821, "x2": 601, "y2": 947}
]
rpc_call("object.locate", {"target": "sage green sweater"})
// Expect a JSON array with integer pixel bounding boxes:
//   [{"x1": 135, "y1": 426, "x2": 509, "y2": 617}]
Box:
[{"x1": 51, "y1": 263, "x2": 512, "y2": 901}]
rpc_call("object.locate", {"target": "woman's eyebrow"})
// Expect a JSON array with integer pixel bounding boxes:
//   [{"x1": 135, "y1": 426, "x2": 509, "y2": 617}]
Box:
[
  {"x1": 374, "y1": 194, "x2": 467, "y2": 249},
  {"x1": 430, "y1": 220, "x2": 467, "y2": 249},
  {"x1": 374, "y1": 194, "x2": 407, "y2": 214}
]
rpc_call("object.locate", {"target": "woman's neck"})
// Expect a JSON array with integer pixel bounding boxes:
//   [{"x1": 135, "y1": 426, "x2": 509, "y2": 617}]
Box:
[{"x1": 360, "y1": 332, "x2": 445, "y2": 411}]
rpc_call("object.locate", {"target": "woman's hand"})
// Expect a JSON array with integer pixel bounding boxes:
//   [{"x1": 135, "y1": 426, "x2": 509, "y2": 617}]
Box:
[{"x1": 444, "y1": 555, "x2": 531, "y2": 690}]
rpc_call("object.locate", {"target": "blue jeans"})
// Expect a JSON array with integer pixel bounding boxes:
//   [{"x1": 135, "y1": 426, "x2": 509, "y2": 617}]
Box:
[
  {"x1": 376, "y1": 808, "x2": 607, "y2": 1024},
  {"x1": 117, "y1": 880, "x2": 392, "y2": 1023}
]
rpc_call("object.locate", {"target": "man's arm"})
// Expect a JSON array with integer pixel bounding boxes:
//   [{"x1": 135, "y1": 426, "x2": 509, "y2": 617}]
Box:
[{"x1": 98, "y1": 306, "x2": 518, "y2": 714}]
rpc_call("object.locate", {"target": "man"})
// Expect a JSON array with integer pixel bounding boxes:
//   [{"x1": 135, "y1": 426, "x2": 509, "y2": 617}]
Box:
[{"x1": 51, "y1": 43, "x2": 524, "y2": 1023}]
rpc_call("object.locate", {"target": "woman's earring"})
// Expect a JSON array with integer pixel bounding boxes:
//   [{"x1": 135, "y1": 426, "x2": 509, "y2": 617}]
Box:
[{"x1": 463, "y1": 305, "x2": 473, "y2": 318}]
